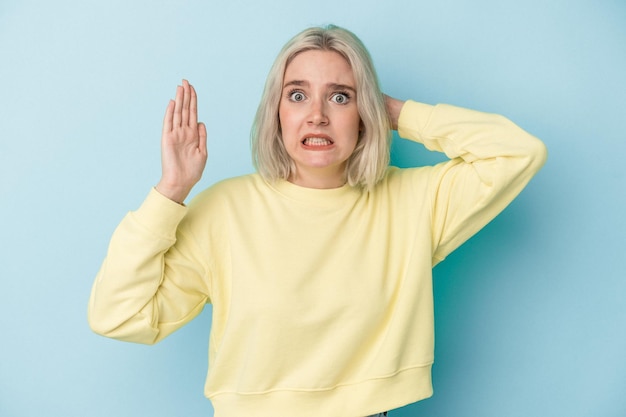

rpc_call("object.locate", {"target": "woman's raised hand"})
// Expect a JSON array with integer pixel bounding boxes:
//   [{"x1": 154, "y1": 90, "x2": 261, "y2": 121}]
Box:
[
  {"x1": 155, "y1": 80, "x2": 208, "y2": 204},
  {"x1": 384, "y1": 94, "x2": 405, "y2": 131}
]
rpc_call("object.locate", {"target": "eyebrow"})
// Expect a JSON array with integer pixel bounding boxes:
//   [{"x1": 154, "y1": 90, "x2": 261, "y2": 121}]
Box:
[{"x1": 282, "y1": 80, "x2": 356, "y2": 93}]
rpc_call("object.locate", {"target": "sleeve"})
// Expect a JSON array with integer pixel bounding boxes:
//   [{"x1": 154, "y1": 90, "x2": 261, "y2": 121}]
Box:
[
  {"x1": 397, "y1": 100, "x2": 548, "y2": 265},
  {"x1": 87, "y1": 188, "x2": 212, "y2": 344}
]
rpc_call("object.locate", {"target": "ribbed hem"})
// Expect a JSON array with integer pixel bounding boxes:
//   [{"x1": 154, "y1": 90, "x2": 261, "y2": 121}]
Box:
[
  {"x1": 397, "y1": 100, "x2": 435, "y2": 143},
  {"x1": 208, "y1": 364, "x2": 433, "y2": 417}
]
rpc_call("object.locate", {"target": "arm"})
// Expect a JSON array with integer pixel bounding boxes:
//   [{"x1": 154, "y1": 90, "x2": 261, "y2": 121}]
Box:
[
  {"x1": 88, "y1": 81, "x2": 211, "y2": 344},
  {"x1": 390, "y1": 98, "x2": 547, "y2": 264}
]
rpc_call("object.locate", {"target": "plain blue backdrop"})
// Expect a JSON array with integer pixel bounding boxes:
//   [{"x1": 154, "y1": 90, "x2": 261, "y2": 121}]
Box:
[{"x1": 1, "y1": 0, "x2": 624, "y2": 416}]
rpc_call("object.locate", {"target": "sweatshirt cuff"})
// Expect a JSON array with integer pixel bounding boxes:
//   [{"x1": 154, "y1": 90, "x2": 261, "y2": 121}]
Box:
[
  {"x1": 132, "y1": 188, "x2": 188, "y2": 237},
  {"x1": 397, "y1": 100, "x2": 436, "y2": 143}
]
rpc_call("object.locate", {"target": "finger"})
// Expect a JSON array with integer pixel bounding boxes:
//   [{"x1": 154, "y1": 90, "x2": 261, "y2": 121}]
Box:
[
  {"x1": 198, "y1": 122, "x2": 207, "y2": 153},
  {"x1": 173, "y1": 85, "x2": 183, "y2": 127},
  {"x1": 189, "y1": 84, "x2": 198, "y2": 126},
  {"x1": 162, "y1": 99, "x2": 175, "y2": 133},
  {"x1": 182, "y1": 79, "x2": 191, "y2": 126}
]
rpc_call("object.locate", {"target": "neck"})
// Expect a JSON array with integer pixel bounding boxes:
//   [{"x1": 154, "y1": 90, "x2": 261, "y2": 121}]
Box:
[{"x1": 288, "y1": 167, "x2": 347, "y2": 189}]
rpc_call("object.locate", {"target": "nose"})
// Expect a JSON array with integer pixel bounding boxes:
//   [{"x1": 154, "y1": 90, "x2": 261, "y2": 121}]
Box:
[{"x1": 308, "y1": 98, "x2": 329, "y2": 126}]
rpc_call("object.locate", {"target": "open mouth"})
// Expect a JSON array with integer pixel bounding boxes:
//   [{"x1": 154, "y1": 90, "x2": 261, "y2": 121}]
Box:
[{"x1": 302, "y1": 136, "x2": 334, "y2": 147}]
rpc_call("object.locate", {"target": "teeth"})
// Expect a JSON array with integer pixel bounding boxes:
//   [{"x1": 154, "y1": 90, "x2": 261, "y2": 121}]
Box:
[{"x1": 304, "y1": 137, "x2": 332, "y2": 146}]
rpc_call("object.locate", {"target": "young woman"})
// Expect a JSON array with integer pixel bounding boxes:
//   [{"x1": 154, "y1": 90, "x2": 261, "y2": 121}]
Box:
[{"x1": 88, "y1": 25, "x2": 547, "y2": 417}]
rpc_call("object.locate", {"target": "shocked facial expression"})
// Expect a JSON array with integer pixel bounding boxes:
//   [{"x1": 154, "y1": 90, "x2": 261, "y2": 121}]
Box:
[{"x1": 279, "y1": 50, "x2": 361, "y2": 188}]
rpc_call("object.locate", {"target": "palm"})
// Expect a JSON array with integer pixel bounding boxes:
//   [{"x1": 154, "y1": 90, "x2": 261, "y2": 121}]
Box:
[{"x1": 157, "y1": 80, "x2": 208, "y2": 203}]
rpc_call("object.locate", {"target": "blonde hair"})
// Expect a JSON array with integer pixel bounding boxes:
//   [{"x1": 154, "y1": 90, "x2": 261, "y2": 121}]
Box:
[{"x1": 251, "y1": 25, "x2": 390, "y2": 190}]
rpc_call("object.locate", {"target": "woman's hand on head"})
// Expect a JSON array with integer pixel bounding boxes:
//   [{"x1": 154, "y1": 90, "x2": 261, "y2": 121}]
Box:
[
  {"x1": 384, "y1": 94, "x2": 405, "y2": 131},
  {"x1": 156, "y1": 79, "x2": 208, "y2": 204}
]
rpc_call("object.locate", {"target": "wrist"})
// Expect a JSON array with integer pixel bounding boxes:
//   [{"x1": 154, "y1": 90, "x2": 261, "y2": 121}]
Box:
[{"x1": 154, "y1": 181, "x2": 191, "y2": 205}]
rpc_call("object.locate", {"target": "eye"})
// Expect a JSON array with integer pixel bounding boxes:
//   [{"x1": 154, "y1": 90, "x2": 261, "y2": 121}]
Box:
[
  {"x1": 288, "y1": 90, "x2": 306, "y2": 102},
  {"x1": 331, "y1": 92, "x2": 350, "y2": 105}
]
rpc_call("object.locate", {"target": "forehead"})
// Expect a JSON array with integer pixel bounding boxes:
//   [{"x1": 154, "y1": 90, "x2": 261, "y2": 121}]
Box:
[{"x1": 283, "y1": 50, "x2": 355, "y2": 86}]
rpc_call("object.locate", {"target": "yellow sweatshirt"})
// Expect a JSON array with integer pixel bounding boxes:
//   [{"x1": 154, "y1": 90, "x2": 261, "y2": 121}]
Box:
[{"x1": 88, "y1": 101, "x2": 547, "y2": 417}]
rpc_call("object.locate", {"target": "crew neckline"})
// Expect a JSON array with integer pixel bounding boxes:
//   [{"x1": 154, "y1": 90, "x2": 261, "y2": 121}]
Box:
[{"x1": 267, "y1": 177, "x2": 363, "y2": 208}]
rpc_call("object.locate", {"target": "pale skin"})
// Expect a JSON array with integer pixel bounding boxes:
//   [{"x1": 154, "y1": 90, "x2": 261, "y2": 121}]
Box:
[
  {"x1": 155, "y1": 79, "x2": 208, "y2": 204},
  {"x1": 156, "y1": 63, "x2": 404, "y2": 202}
]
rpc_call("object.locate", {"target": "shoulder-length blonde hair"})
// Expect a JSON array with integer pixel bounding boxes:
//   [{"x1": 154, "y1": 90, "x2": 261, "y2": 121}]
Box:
[{"x1": 251, "y1": 25, "x2": 390, "y2": 190}]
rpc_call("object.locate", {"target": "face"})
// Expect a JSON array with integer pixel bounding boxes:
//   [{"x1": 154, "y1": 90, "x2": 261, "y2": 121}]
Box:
[{"x1": 279, "y1": 50, "x2": 361, "y2": 188}]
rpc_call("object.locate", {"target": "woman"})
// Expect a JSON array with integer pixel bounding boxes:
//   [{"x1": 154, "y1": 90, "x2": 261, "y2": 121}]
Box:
[{"x1": 88, "y1": 25, "x2": 547, "y2": 417}]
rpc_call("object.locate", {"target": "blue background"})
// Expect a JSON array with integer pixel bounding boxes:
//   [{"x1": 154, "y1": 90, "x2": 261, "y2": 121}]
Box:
[{"x1": 1, "y1": 0, "x2": 624, "y2": 416}]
